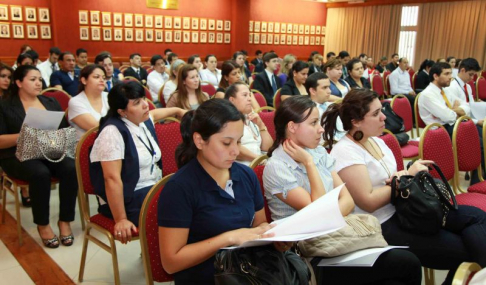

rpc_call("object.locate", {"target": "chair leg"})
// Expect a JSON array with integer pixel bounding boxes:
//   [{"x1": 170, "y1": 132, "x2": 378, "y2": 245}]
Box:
[
  {"x1": 78, "y1": 226, "x2": 91, "y2": 282},
  {"x1": 1, "y1": 178, "x2": 7, "y2": 224},
  {"x1": 108, "y1": 236, "x2": 121, "y2": 285},
  {"x1": 14, "y1": 184, "x2": 22, "y2": 245},
  {"x1": 78, "y1": 198, "x2": 85, "y2": 230},
  {"x1": 424, "y1": 267, "x2": 435, "y2": 285}
]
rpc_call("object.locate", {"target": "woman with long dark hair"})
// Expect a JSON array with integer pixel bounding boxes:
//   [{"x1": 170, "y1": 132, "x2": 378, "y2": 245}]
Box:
[
  {"x1": 415, "y1": 59, "x2": 435, "y2": 92},
  {"x1": 280, "y1": 60, "x2": 309, "y2": 101},
  {"x1": 0, "y1": 63, "x2": 13, "y2": 98},
  {"x1": 344, "y1": 58, "x2": 371, "y2": 90},
  {"x1": 166, "y1": 64, "x2": 209, "y2": 112}
]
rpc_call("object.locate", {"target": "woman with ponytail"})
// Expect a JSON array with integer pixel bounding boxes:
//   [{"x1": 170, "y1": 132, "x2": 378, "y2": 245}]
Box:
[{"x1": 415, "y1": 59, "x2": 435, "y2": 92}]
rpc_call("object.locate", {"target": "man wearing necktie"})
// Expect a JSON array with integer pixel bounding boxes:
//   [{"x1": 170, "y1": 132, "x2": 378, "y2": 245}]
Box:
[
  {"x1": 251, "y1": 50, "x2": 264, "y2": 72},
  {"x1": 94, "y1": 52, "x2": 120, "y2": 92},
  {"x1": 123, "y1": 53, "x2": 148, "y2": 85},
  {"x1": 253, "y1": 52, "x2": 282, "y2": 107},
  {"x1": 50, "y1": 52, "x2": 80, "y2": 96},
  {"x1": 37, "y1": 46, "x2": 61, "y2": 87}
]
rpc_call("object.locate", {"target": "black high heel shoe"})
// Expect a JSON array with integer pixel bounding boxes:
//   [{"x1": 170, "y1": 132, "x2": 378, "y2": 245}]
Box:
[
  {"x1": 37, "y1": 227, "x2": 59, "y2": 249},
  {"x1": 58, "y1": 221, "x2": 74, "y2": 246},
  {"x1": 21, "y1": 195, "x2": 31, "y2": 207}
]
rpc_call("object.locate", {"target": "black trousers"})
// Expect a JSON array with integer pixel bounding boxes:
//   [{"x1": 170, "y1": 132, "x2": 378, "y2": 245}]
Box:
[
  {"x1": 1, "y1": 157, "x2": 78, "y2": 226},
  {"x1": 312, "y1": 249, "x2": 422, "y2": 285}
]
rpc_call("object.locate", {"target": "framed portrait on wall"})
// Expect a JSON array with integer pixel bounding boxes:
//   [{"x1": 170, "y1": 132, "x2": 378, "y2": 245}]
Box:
[
  {"x1": 249, "y1": 33, "x2": 253, "y2": 44},
  {"x1": 249, "y1": 21, "x2": 253, "y2": 32},
  {"x1": 260, "y1": 33, "x2": 266, "y2": 44},
  {"x1": 208, "y1": 32, "x2": 215, "y2": 43},
  {"x1": 224, "y1": 20, "x2": 231, "y2": 31},
  {"x1": 322, "y1": 26, "x2": 326, "y2": 35},
  {"x1": 155, "y1": 29, "x2": 163, "y2": 42},
  {"x1": 298, "y1": 35, "x2": 304, "y2": 45},
  {"x1": 274, "y1": 22, "x2": 280, "y2": 34},
  {"x1": 40, "y1": 25, "x2": 50, "y2": 39},
  {"x1": 79, "y1": 11, "x2": 88, "y2": 25},
  {"x1": 216, "y1": 32, "x2": 223, "y2": 43},
  {"x1": 90, "y1": 11, "x2": 100, "y2": 25},
  {"x1": 173, "y1": 17, "x2": 181, "y2": 29},
  {"x1": 0, "y1": 5, "x2": 8, "y2": 21},
  {"x1": 287, "y1": 23, "x2": 293, "y2": 34},
  {"x1": 268, "y1": 22, "x2": 274, "y2": 33},
  {"x1": 91, "y1": 26, "x2": 101, "y2": 41},
  {"x1": 274, "y1": 34, "x2": 279, "y2": 45},
  {"x1": 26, "y1": 24, "x2": 38, "y2": 39},
  {"x1": 304, "y1": 36, "x2": 309, "y2": 45},
  {"x1": 200, "y1": 32, "x2": 207, "y2": 43},
  {"x1": 280, "y1": 34, "x2": 286, "y2": 45},
  {"x1": 267, "y1": 33, "x2": 273, "y2": 44},
  {"x1": 135, "y1": 29, "x2": 144, "y2": 42},
  {"x1": 286, "y1": 34, "x2": 292, "y2": 45},
  {"x1": 208, "y1": 19, "x2": 215, "y2": 30},
  {"x1": 224, "y1": 32, "x2": 230, "y2": 43},
  {"x1": 103, "y1": 28, "x2": 112, "y2": 41},
  {"x1": 25, "y1": 7, "x2": 36, "y2": 22},
  {"x1": 281, "y1": 23, "x2": 286, "y2": 34},
  {"x1": 125, "y1": 28, "x2": 133, "y2": 41},
  {"x1": 165, "y1": 16, "x2": 172, "y2": 29},
  {"x1": 310, "y1": 25, "x2": 315, "y2": 35},
  {"x1": 261, "y1": 22, "x2": 267, "y2": 33},
  {"x1": 192, "y1": 18, "x2": 198, "y2": 30},
  {"x1": 102, "y1": 12, "x2": 111, "y2": 26},
  {"x1": 183, "y1": 17, "x2": 190, "y2": 29},
  {"x1": 316, "y1": 26, "x2": 321, "y2": 35},
  {"x1": 299, "y1": 24, "x2": 304, "y2": 34},
  {"x1": 114, "y1": 28, "x2": 123, "y2": 41},
  {"x1": 183, "y1": 31, "x2": 190, "y2": 43},
  {"x1": 253, "y1": 33, "x2": 260, "y2": 44},
  {"x1": 191, "y1": 31, "x2": 198, "y2": 43},
  {"x1": 155, "y1": 16, "x2": 163, "y2": 28},
  {"x1": 200, "y1": 18, "x2": 207, "y2": 30},
  {"x1": 321, "y1": 36, "x2": 325, "y2": 45},
  {"x1": 0, "y1": 23, "x2": 10, "y2": 38},
  {"x1": 113, "y1": 13, "x2": 122, "y2": 26},
  {"x1": 316, "y1": 36, "x2": 320, "y2": 45},
  {"x1": 124, "y1": 13, "x2": 133, "y2": 27},
  {"x1": 38, "y1": 8, "x2": 49, "y2": 22},
  {"x1": 10, "y1": 6, "x2": 22, "y2": 21},
  {"x1": 310, "y1": 36, "x2": 315, "y2": 45},
  {"x1": 254, "y1": 21, "x2": 260, "y2": 32},
  {"x1": 174, "y1": 30, "x2": 181, "y2": 42},
  {"x1": 135, "y1": 14, "x2": 143, "y2": 27},
  {"x1": 80, "y1": 26, "x2": 89, "y2": 40},
  {"x1": 293, "y1": 24, "x2": 298, "y2": 34},
  {"x1": 165, "y1": 30, "x2": 172, "y2": 42},
  {"x1": 292, "y1": 35, "x2": 298, "y2": 45},
  {"x1": 12, "y1": 24, "x2": 23, "y2": 38},
  {"x1": 304, "y1": 25, "x2": 309, "y2": 35},
  {"x1": 145, "y1": 29, "x2": 153, "y2": 41},
  {"x1": 145, "y1": 15, "x2": 153, "y2": 28},
  {"x1": 216, "y1": 20, "x2": 223, "y2": 31}
]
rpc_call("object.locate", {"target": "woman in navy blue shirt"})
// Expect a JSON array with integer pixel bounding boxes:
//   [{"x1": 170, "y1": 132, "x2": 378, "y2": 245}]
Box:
[{"x1": 158, "y1": 99, "x2": 285, "y2": 284}]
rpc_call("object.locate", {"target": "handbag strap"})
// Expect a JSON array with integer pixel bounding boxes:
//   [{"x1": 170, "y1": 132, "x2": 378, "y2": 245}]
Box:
[
  {"x1": 37, "y1": 128, "x2": 69, "y2": 163},
  {"x1": 425, "y1": 164, "x2": 458, "y2": 210}
]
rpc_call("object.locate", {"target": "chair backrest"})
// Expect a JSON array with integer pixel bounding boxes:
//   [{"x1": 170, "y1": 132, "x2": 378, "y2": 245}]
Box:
[
  {"x1": 158, "y1": 82, "x2": 167, "y2": 108},
  {"x1": 119, "y1": 65, "x2": 130, "y2": 72},
  {"x1": 476, "y1": 77, "x2": 486, "y2": 101},
  {"x1": 452, "y1": 116, "x2": 481, "y2": 172},
  {"x1": 385, "y1": 75, "x2": 391, "y2": 95},
  {"x1": 370, "y1": 73, "x2": 385, "y2": 98},
  {"x1": 123, "y1": 76, "x2": 140, "y2": 83},
  {"x1": 258, "y1": 111, "x2": 276, "y2": 140},
  {"x1": 452, "y1": 262, "x2": 482, "y2": 285},
  {"x1": 147, "y1": 99, "x2": 156, "y2": 110},
  {"x1": 273, "y1": 88, "x2": 282, "y2": 109},
  {"x1": 253, "y1": 165, "x2": 272, "y2": 223},
  {"x1": 139, "y1": 174, "x2": 174, "y2": 284},
  {"x1": 155, "y1": 121, "x2": 182, "y2": 176},
  {"x1": 407, "y1": 68, "x2": 414, "y2": 86},
  {"x1": 41, "y1": 88, "x2": 72, "y2": 111},
  {"x1": 249, "y1": 80, "x2": 255, "y2": 90},
  {"x1": 419, "y1": 123, "x2": 455, "y2": 181},
  {"x1": 383, "y1": 70, "x2": 391, "y2": 92},
  {"x1": 468, "y1": 80, "x2": 476, "y2": 98},
  {"x1": 414, "y1": 92, "x2": 426, "y2": 137},
  {"x1": 380, "y1": 130, "x2": 404, "y2": 171},
  {"x1": 249, "y1": 64, "x2": 255, "y2": 73},
  {"x1": 412, "y1": 72, "x2": 418, "y2": 90},
  {"x1": 201, "y1": 83, "x2": 216, "y2": 97},
  {"x1": 390, "y1": 95, "x2": 413, "y2": 134},
  {"x1": 252, "y1": 90, "x2": 267, "y2": 108},
  {"x1": 143, "y1": 86, "x2": 153, "y2": 101}
]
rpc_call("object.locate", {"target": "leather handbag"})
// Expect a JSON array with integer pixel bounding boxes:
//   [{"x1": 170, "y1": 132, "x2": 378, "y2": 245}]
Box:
[
  {"x1": 391, "y1": 163, "x2": 458, "y2": 235},
  {"x1": 16, "y1": 124, "x2": 76, "y2": 163},
  {"x1": 214, "y1": 245, "x2": 309, "y2": 285},
  {"x1": 297, "y1": 214, "x2": 388, "y2": 258}
]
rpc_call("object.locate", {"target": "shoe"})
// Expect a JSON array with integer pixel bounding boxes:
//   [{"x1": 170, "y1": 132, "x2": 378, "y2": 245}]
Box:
[
  {"x1": 21, "y1": 195, "x2": 31, "y2": 207},
  {"x1": 58, "y1": 221, "x2": 74, "y2": 246},
  {"x1": 37, "y1": 227, "x2": 59, "y2": 249}
]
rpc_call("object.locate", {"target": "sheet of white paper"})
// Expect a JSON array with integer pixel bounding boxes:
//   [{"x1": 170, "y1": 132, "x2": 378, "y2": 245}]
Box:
[
  {"x1": 23, "y1": 108, "x2": 65, "y2": 130},
  {"x1": 469, "y1": 101, "x2": 486, "y2": 120},
  {"x1": 317, "y1": 246, "x2": 408, "y2": 267}
]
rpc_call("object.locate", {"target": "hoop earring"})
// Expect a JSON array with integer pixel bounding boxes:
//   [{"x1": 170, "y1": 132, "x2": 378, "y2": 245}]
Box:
[{"x1": 353, "y1": 130, "x2": 363, "y2": 141}]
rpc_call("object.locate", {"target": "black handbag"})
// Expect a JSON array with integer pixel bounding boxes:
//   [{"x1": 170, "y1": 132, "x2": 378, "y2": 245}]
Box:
[
  {"x1": 382, "y1": 101, "x2": 405, "y2": 134},
  {"x1": 391, "y1": 163, "x2": 458, "y2": 235},
  {"x1": 214, "y1": 245, "x2": 309, "y2": 285}
]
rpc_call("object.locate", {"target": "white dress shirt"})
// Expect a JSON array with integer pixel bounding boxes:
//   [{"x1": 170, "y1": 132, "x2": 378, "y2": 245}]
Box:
[
  {"x1": 444, "y1": 76, "x2": 474, "y2": 122},
  {"x1": 418, "y1": 83, "x2": 466, "y2": 126},
  {"x1": 38, "y1": 60, "x2": 59, "y2": 87},
  {"x1": 199, "y1": 68, "x2": 221, "y2": 87},
  {"x1": 147, "y1": 71, "x2": 169, "y2": 103},
  {"x1": 389, "y1": 68, "x2": 413, "y2": 95},
  {"x1": 236, "y1": 119, "x2": 262, "y2": 166},
  {"x1": 363, "y1": 68, "x2": 369, "y2": 79}
]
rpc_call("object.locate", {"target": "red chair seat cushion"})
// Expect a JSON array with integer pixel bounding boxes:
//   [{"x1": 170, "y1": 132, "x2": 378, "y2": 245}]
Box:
[
  {"x1": 455, "y1": 192, "x2": 486, "y2": 212},
  {"x1": 467, "y1": 181, "x2": 486, "y2": 195},
  {"x1": 408, "y1": 140, "x2": 419, "y2": 147},
  {"x1": 90, "y1": 214, "x2": 140, "y2": 237},
  {"x1": 401, "y1": 144, "x2": 419, "y2": 158}
]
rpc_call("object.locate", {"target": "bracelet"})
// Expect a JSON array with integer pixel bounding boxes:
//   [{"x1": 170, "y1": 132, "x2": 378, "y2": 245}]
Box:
[{"x1": 259, "y1": 127, "x2": 267, "y2": 132}]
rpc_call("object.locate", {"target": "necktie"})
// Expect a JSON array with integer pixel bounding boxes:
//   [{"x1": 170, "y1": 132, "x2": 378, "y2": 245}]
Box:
[
  {"x1": 271, "y1": 74, "x2": 277, "y2": 95},
  {"x1": 51, "y1": 64, "x2": 55, "y2": 72},
  {"x1": 464, "y1": 84, "x2": 469, "y2": 103},
  {"x1": 106, "y1": 80, "x2": 111, "y2": 91},
  {"x1": 441, "y1": 89, "x2": 452, "y2": 109}
]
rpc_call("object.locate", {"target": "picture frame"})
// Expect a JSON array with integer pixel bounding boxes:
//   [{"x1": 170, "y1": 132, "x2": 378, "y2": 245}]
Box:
[
  {"x1": 274, "y1": 34, "x2": 279, "y2": 45},
  {"x1": 261, "y1": 22, "x2": 267, "y2": 33},
  {"x1": 316, "y1": 36, "x2": 320, "y2": 45},
  {"x1": 322, "y1": 26, "x2": 326, "y2": 35},
  {"x1": 38, "y1": 8, "x2": 49, "y2": 22},
  {"x1": 40, "y1": 25, "x2": 50, "y2": 39},
  {"x1": 287, "y1": 23, "x2": 293, "y2": 34},
  {"x1": 310, "y1": 36, "x2": 315, "y2": 45},
  {"x1": 191, "y1": 31, "x2": 198, "y2": 43},
  {"x1": 155, "y1": 16, "x2": 163, "y2": 28},
  {"x1": 102, "y1": 12, "x2": 111, "y2": 26},
  {"x1": 216, "y1": 20, "x2": 223, "y2": 31},
  {"x1": 25, "y1": 7, "x2": 36, "y2": 22},
  {"x1": 12, "y1": 24, "x2": 23, "y2": 38},
  {"x1": 280, "y1": 34, "x2": 286, "y2": 45},
  {"x1": 165, "y1": 16, "x2": 172, "y2": 29},
  {"x1": 79, "y1": 10, "x2": 88, "y2": 25},
  {"x1": 254, "y1": 21, "x2": 260, "y2": 32},
  {"x1": 145, "y1": 15, "x2": 153, "y2": 28},
  {"x1": 200, "y1": 32, "x2": 207, "y2": 43},
  {"x1": 304, "y1": 35, "x2": 309, "y2": 45},
  {"x1": 91, "y1": 26, "x2": 101, "y2": 41},
  {"x1": 124, "y1": 13, "x2": 133, "y2": 27},
  {"x1": 253, "y1": 33, "x2": 260, "y2": 44},
  {"x1": 165, "y1": 30, "x2": 172, "y2": 42},
  {"x1": 0, "y1": 5, "x2": 8, "y2": 21},
  {"x1": 292, "y1": 35, "x2": 298, "y2": 45},
  {"x1": 249, "y1": 33, "x2": 253, "y2": 44},
  {"x1": 286, "y1": 34, "x2": 292, "y2": 45},
  {"x1": 0, "y1": 23, "x2": 10, "y2": 38},
  {"x1": 249, "y1": 21, "x2": 253, "y2": 32},
  {"x1": 26, "y1": 24, "x2": 38, "y2": 39},
  {"x1": 173, "y1": 17, "x2": 181, "y2": 29},
  {"x1": 216, "y1": 32, "x2": 223, "y2": 43},
  {"x1": 208, "y1": 19, "x2": 215, "y2": 30},
  {"x1": 200, "y1": 18, "x2": 207, "y2": 30},
  {"x1": 224, "y1": 20, "x2": 231, "y2": 31},
  {"x1": 11, "y1": 6, "x2": 22, "y2": 21},
  {"x1": 103, "y1": 27, "x2": 112, "y2": 41},
  {"x1": 304, "y1": 25, "x2": 309, "y2": 35},
  {"x1": 90, "y1": 11, "x2": 100, "y2": 25},
  {"x1": 145, "y1": 29, "x2": 153, "y2": 41},
  {"x1": 260, "y1": 33, "x2": 266, "y2": 44},
  {"x1": 208, "y1": 32, "x2": 215, "y2": 43},
  {"x1": 155, "y1": 29, "x2": 163, "y2": 42},
  {"x1": 298, "y1": 35, "x2": 304, "y2": 45},
  {"x1": 183, "y1": 17, "x2": 190, "y2": 29},
  {"x1": 125, "y1": 28, "x2": 133, "y2": 41},
  {"x1": 299, "y1": 24, "x2": 304, "y2": 34},
  {"x1": 292, "y1": 24, "x2": 298, "y2": 34},
  {"x1": 192, "y1": 18, "x2": 198, "y2": 30},
  {"x1": 114, "y1": 28, "x2": 123, "y2": 41},
  {"x1": 174, "y1": 30, "x2": 181, "y2": 42},
  {"x1": 80, "y1": 26, "x2": 89, "y2": 40},
  {"x1": 274, "y1": 22, "x2": 280, "y2": 34},
  {"x1": 267, "y1": 33, "x2": 273, "y2": 44},
  {"x1": 224, "y1": 32, "x2": 230, "y2": 44},
  {"x1": 268, "y1": 22, "x2": 274, "y2": 33},
  {"x1": 310, "y1": 25, "x2": 315, "y2": 35},
  {"x1": 135, "y1": 14, "x2": 143, "y2": 27},
  {"x1": 281, "y1": 23, "x2": 286, "y2": 34},
  {"x1": 321, "y1": 36, "x2": 325, "y2": 45},
  {"x1": 316, "y1": 25, "x2": 321, "y2": 35},
  {"x1": 135, "y1": 29, "x2": 144, "y2": 42},
  {"x1": 113, "y1": 13, "x2": 122, "y2": 27},
  {"x1": 183, "y1": 31, "x2": 190, "y2": 43}
]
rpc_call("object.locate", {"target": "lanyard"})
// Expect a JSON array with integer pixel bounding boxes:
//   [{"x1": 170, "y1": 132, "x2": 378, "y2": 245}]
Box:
[{"x1": 137, "y1": 128, "x2": 156, "y2": 175}]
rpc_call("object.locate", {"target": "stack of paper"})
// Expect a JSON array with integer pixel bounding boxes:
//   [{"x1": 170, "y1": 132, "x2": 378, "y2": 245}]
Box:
[{"x1": 317, "y1": 246, "x2": 408, "y2": 267}]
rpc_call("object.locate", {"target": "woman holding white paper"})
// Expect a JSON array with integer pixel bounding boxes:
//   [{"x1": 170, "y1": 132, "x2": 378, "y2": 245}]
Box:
[
  {"x1": 263, "y1": 95, "x2": 421, "y2": 285},
  {"x1": 0, "y1": 65, "x2": 78, "y2": 248}
]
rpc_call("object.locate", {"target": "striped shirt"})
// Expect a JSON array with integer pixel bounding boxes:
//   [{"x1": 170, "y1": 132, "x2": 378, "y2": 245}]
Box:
[{"x1": 263, "y1": 144, "x2": 335, "y2": 221}]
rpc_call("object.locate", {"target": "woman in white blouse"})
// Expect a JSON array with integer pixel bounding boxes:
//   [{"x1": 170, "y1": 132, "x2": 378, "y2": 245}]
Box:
[
  {"x1": 89, "y1": 81, "x2": 186, "y2": 244},
  {"x1": 199, "y1": 54, "x2": 221, "y2": 87},
  {"x1": 162, "y1": 59, "x2": 185, "y2": 105},
  {"x1": 69, "y1": 64, "x2": 109, "y2": 141}
]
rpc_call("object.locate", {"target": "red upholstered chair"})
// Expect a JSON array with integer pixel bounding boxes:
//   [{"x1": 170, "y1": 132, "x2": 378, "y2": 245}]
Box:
[
  {"x1": 468, "y1": 80, "x2": 476, "y2": 99},
  {"x1": 76, "y1": 127, "x2": 139, "y2": 285},
  {"x1": 473, "y1": 73, "x2": 478, "y2": 83},
  {"x1": 251, "y1": 157, "x2": 272, "y2": 224},
  {"x1": 154, "y1": 119, "x2": 182, "y2": 176},
  {"x1": 379, "y1": 130, "x2": 405, "y2": 171},
  {"x1": 412, "y1": 72, "x2": 418, "y2": 90},
  {"x1": 123, "y1": 76, "x2": 140, "y2": 83},
  {"x1": 414, "y1": 93, "x2": 426, "y2": 137},
  {"x1": 201, "y1": 82, "x2": 216, "y2": 97},
  {"x1": 143, "y1": 86, "x2": 154, "y2": 101},
  {"x1": 257, "y1": 110, "x2": 276, "y2": 141},
  {"x1": 158, "y1": 82, "x2": 167, "y2": 108},
  {"x1": 383, "y1": 70, "x2": 391, "y2": 94},
  {"x1": 391, "y1": 94, "x2": 415, "y2": 139},
  {"x1": 370, "y1": 73, "x2": 386, "y2": 99},
  {"x1": 273, "y1": 88, "x2": 282, "y2": 109},
  {"x1": 119, "y1": 65, "x2": 130, "y2": 73},
  {"x1": 139, "y1": 174, "x2": 174, "y2": 284},
  {"x1": 147, "y1": 99, "x2": 156, "y2": 110},
  {"x1": 41, "y1": 88, "x2": 72, "y2": 111},
  {"x1": 249, "y1": 79, "x2": 255, "y2": 90},
  {"x1": 252, "y1": 90, "x2": 269, "y2": 108},
  {"x1": 407, "y1": 68, "x2": 415, "y2": 86},
  {"x1": 482, "y1": 71, "x2": 486, "y2": 80},
  {"x1": 452, "y1": 262, "x2": 482, "y2": 285},
  {"x1": 476, "y1": 77, "x2": 486, "y2": 101},
  {"x1": 249, "y1": 63, "x2": 255, "y2": 73}
]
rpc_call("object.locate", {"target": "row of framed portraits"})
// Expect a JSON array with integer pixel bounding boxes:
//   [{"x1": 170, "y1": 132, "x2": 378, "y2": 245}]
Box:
[
  {"x1": 0, "y1": 5, "x2": 50, "y2": 22},
  {"x1": 249, "y1": 33, "x2": 325, "y2": 46},
  {"x1": 250, "y1": 21, "x2": 325, "y2": 35},
  {"x1": 0, "y1": 22, "x2": 51, "y2": 39},
  {"x1": 80, "y1": 27, "x2": 231, "y2": 44},
  {"x1": 79, "y1": 11, "x2": 231, "y2": 31}
]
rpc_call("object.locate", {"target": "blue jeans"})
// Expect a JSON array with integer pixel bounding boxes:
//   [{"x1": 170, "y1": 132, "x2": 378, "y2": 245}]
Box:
[{"x1": 382, "y1": 205, "x2": 486, "y2": 284}]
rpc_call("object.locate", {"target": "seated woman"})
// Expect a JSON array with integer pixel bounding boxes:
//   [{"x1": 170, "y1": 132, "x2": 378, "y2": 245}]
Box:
[
  {"x1": 415, "y1": 59, "x2": 435, "y2": 92},
  {"x1": 323, "y1": 88, "x2": 486, "y2": 285},
  {"x1": 214, "y1": 60, "x2": 260, "y2": 110},
  {"x1": 277, "y1": 54, "x2": 296, "y2": 85},
  {"x1": 69, "y1": 64, "x2": 109, "y2": 141},
  {"x1": 233, "y1": 51, "x2": 251, "y2": 84},
  {"x1": 224, "y1": 82, "x2": 273, "y2": 166},
  {"x1": 162, "y1": 59, "x2": 185, "y2": 105},
  {"x1": 323, "y1": 58, "x2": 351, "y2": 101},
  {"x1": 158, "y1": 99, "x2": 278, "y2": 284},
  {"x1": 280, "y1": 61, "x2": 309, "y2": 101},
  {"x1": 16, "y1": 53, "x2": 34, "y2": 66},
  {"x1": 447, "y1": 56, "x2": 459, "y2": 78},
  {"x1": 166, "y1": 64, "x2": 209, "y2": 112},
  {"x1": 90, "y1": 81, "x2": 186, "y2": 243},
  {"x1": 263, "y1": 95, "x2": 421, "y2": 285},
  {"x1": 308, "y1": 53, "x2": 324, "y2": 76},
  {"x1": 345, "y1": 58, "x2": 371, "y2": 90},
  {"x1": 199, "y1": 54, "x2": 221, "y2": 87},
  {"x1": 0, "y1": 65, "x2": 78, "y2": 248},
  {"x1": 0, "y1": 63, "x2": 13, "y2": 98}
]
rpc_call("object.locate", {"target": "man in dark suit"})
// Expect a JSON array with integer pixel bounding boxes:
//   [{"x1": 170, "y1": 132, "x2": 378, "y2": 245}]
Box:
[
  {"x1": 123, "y1": 53, "x2": 148, "y2": 85},
  {"x1": 338, "y1": 51, "x2": 351, "y2": 79},
  {"x1": 253, "y1": 52, "x2": 282, "y2": 107},
  {"x1": 95, "y1": 52, "x2": 120, "y2": 92},
  {"x1": 50, "y1": 52, "x2": 80, "y2": 96},
  {"x1": 386, "y1": 53, "x2": 399, "y2": 73},
  {"x1": 251, "y1": 50, "x2": 264, "y2": 73}
]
